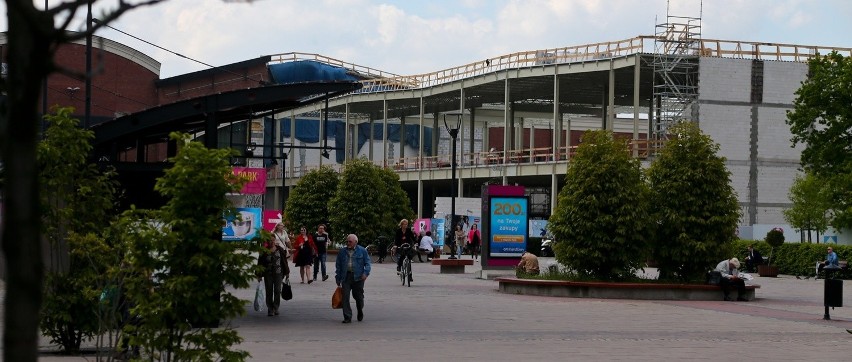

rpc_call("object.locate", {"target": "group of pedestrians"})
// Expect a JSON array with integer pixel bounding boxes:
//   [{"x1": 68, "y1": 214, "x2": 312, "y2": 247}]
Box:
[
  {"x1": 449, "y1": 223, "x2": 481, "y2": 260},
  {"x1": 256, "y1": 223, "x2": 370, "y2": 323}
]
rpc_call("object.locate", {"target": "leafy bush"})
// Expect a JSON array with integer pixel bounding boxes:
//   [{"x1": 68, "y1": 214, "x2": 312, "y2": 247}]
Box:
[
  {"x1": 647, "y1": 122, "x2": 741, "y2": 282},
  {"x1": 765, "y1": 228, "x2": 785, "y2": 265},
  {"x1": 731, "y1": 239, "x2": 849, "y2": 279},
  {"x1": 549, "y1": 130, "x2": 649, "y2": 281}
]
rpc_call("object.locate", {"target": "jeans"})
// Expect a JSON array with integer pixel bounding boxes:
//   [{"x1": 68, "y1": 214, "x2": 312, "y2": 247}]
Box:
[
  {"x1": 313, "y1": 253, "x2": 327, "y2": 280},
  {"x1": 341, "y1": 271, "x2": 365, "y2": 321}
]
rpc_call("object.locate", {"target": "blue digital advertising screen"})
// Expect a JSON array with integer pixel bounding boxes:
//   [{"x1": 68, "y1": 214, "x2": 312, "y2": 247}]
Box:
[{"x1": 488, "y1": 197, "x2": 528, "y2": 257}]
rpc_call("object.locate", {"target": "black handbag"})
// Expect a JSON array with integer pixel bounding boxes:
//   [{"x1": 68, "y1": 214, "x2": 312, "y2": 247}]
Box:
[
  {"x1": 706, "y1": 271, "x2": 722, "y2": 285},
  {"x1": 281, "y1": 276, "x2": 293, "y2": 301}
]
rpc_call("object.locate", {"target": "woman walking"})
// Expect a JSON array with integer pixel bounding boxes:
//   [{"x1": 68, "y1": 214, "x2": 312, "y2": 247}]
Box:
[
  {"x1": 257, "y1": 241, "x2": 289, "y2": 316},
  {"x1": 272, "y1": 223, "x2": 292, "y2": 258},
  {"x1": 293, "y1": 226, "x2": 317, "y2": 284},
  {"x1": 454, "y1": 224, "x2": 466, "y2": 259},
  {"x1": 468, "y1": 223, "x2": 481, "y2": 261}
]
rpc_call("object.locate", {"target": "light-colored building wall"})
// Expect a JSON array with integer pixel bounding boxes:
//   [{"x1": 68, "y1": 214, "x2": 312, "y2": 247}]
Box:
[
  {"x1": 698, "y1": 57, "x2": 752, "y2": 102},
  {"x1": 698, "y1": 57, "x2": 807, "y2": 226}
]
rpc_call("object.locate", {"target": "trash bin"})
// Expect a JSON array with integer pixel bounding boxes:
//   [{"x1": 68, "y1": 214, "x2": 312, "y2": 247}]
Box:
[{"x1": 825, "y1": 278, "x2": 843, "y2": 308}]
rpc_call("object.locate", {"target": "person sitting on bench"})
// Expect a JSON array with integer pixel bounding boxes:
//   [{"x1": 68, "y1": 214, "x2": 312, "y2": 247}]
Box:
[
  {"x1": 418, "y1": 231, "x2": 434, "y2": 262},
  {"x1": 745, "y1": 245, "x2": 763, "y2": 272},
  {"x1": 816, "y1": 246, "x2": 840, "y2": 279},
  {"x1": 715, "y1": 257, "x2": 747, "y2": 301}
]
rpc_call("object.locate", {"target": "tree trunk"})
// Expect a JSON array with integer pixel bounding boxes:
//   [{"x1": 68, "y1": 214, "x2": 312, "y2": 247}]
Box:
[{"x1": 2, "y1": 2, "x2": 53, "y2": 361}]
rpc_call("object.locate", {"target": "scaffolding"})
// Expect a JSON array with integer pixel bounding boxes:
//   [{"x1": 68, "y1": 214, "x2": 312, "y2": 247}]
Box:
[{"x1": 652, "y1": 12, "x2": 701, "y2": 140}]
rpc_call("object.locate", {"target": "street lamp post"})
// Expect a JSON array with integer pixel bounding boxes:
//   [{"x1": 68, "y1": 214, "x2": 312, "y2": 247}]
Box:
[{"x1": 444, "y1": 113, "x2": 462, "y2": 259}]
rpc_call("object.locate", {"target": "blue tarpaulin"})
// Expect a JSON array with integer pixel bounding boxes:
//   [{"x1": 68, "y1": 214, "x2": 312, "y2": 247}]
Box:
[
  {"x1": 271, "y1": 118, "x2": 433, "y2": 163},
  {"x1": 268, "y1": 60, "x2": 362, "y2": 84}
]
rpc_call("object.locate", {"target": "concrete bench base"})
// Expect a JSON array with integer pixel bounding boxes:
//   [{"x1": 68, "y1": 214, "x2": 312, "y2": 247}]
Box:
[
  {"x1": 496, "y1": 277, "x2": 760, "y2": 301},
  {"x1": 431, "y1": 259, "x2": 474, "y2": 274}
]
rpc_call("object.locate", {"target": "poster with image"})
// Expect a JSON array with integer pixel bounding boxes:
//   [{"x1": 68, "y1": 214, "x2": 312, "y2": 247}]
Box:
[
  {"x1": 430, "y1": 218, "x2": 445, "y2": 247},
  {"x1": 222, "y1": 207, "x2": 262, "y2": 241}
]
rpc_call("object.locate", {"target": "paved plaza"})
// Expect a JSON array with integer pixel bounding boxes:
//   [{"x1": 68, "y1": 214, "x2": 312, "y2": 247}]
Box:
[{"x1": 12, "y1": 257, "x2": 852, "y2": 361}]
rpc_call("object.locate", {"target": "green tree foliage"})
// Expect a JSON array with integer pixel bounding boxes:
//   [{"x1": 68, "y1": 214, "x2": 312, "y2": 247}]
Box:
[
  {"x1": 378, "y1": 167, "x2": 417, "y2": 237},
  {"x1": 549, "y1": 130, "x2": 649, "y2": 280},
  {"x1": 783, "y1": 172, "x2": 831, "y2": 242},
  {"x1": 116, "y1": 133, "x2": 256, "y2": 361},
  {"x1": 329, "y1": 158, "x2": 414, "y2": 245},
  {"x1": 764, "y1": 228, "x2": 785, "y2": 266},
  {"x1": 2, "y1": 2, "x2": 165, "y2": 360},
  {"x1": 787, "y1": 51, "x2": 852, "y2": 228},
  {"x1": 284, "y1": 165, "x2": 339, "y2": 237},
  {"x1": 647, "y1": 122, "x2": 741, "y2": 281},
  {"x1": 37, "y1": 108, "x2": 121, "y2": 353}
]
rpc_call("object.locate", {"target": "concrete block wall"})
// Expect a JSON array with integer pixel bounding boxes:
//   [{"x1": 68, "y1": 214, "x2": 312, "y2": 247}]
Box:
[
  {"x1": 698, "y1": 58, "x2": 753, "y2": 102},
  {"x1": 762, "y1": 61, "x2": 808, "y2": 104},
  {"x1": 698, "y1": 103, "x2": 751, "y2": 161},
  {"x1": 698, "y1": 57, "x2": 807, "y2": 226},
  {"x1": 757, "y1": 107, "x2": 805, "y2": 160},
  {"x1": 756, "y1": 165, "x2": 798, "y2": 205}
]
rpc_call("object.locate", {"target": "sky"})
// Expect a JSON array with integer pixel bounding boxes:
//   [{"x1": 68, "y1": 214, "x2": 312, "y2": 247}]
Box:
[{"x1": 4, "y1": 0, "x2": 852, "y2": 78}]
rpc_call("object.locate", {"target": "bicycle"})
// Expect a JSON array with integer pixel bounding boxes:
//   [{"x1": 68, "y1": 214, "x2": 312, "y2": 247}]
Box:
[
  {"x1": 367, "y1": 236, "x2": 389, "y2": 263},
  {"x1": 388, "y1": 244, "x2": 399, "y2": 263},
  {"x1": 398, "y1": 243, "x2": 413, "y2": 287}
]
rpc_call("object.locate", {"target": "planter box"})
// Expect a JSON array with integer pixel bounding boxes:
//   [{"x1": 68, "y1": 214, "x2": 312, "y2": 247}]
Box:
[{"x1": 757, "y1": 265, "x2": 779, "y2": 278}]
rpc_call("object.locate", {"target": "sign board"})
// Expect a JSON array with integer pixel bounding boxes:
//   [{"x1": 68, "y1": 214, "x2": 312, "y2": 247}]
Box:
[
  {"x1": 222, "y1": 207, "x2": 262, "y2": 241},
  {"x1": 488, "y1": 197, "x2": 528, "y2": 257},
  {"x1": 232, "y1": 167, "x2": 266, "y2": 194}
]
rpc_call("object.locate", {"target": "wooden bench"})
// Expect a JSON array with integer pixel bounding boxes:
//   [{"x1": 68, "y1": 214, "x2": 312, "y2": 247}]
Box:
[
  {"x1": 818, "y1": 260, "x2": 850, "y2": 279},
  {"x1": 431, "y1": 259, "x2": 474, "y2": 274}
]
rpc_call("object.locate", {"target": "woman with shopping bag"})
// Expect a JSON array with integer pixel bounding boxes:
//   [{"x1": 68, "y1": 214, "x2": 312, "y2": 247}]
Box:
[{"x1": 257, "y1": 241, "x2": 290, "y2": 316}]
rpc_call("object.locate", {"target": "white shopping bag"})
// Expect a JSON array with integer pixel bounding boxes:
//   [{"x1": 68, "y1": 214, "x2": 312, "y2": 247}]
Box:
[{"x1": 253, "y1": 281, "x2": 266, "y2": 312}]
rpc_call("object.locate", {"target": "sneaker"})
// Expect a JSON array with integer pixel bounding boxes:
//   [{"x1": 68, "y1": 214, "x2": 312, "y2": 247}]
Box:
[
  {"x1": 322, "y1": 275, "x2": 329, "y2": 281},
  {"x1": 308, "y1": 280, "x2": 313, "y2": 284}
]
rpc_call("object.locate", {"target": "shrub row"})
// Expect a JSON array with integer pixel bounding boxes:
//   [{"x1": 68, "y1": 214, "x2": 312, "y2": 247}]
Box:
[{"x1": 729, "y1": 240, "x2": 850, "y2": 279}]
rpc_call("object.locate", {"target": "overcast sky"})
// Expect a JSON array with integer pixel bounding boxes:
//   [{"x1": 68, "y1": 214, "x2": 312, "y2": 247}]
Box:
[{"x1": 4, "y1": 0, "x2": 851, "y2": 78}]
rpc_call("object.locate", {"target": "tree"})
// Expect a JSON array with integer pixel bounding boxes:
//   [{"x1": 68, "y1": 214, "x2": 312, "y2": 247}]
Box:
[
  {"x1": 329, "y1": 158, "x2": 414, "y2": 245},
  {"x1": 283, "y1": 165, "x2": 339, "y2": 238},
  {"x1": 115, "y1": 133, "x2": 256, "y2": 361},
  {"x1": 1, "y1": 2, "x2": 164, "y2": 360},
  {"x1": 549, "y1": 130, "x2": 649, "y2": 281},
  {"x1": 377, "y1": 167, "x2": 416, "y2": 238},
  {"x1": 783, "y1": 172, "x2": 832, "y2": 242},
  {"x1": 787, "y1": 51, "x2": 852, "y2": 228},
  {"x1": 37, "y1": 107, "x2": 121, "y2": 353},
  {"x1": 646, "y1": 122, "x2": 741, "y2": 282},
  {"x1": 764, "y1": 228, "x2": 785, "y2": 266}
]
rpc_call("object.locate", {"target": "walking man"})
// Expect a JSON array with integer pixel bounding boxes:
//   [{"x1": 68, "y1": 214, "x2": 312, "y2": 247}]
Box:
[
  {"x1": 335, "y1": 234, "x2": 371, "y2": 323},
  {"x1": 313, "y1": 224, "x2": 331, "y2": 282}
]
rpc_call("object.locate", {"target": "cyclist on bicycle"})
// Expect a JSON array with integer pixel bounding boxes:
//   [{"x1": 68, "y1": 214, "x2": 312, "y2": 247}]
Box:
[{"x1": 394, "y1": 219, "x2": 416, "y2": 273}]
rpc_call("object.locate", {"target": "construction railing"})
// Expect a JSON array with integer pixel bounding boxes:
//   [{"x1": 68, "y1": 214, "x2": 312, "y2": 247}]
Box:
[{"x1": 269, "y1": 37, "x2": 852, "y2": 95}]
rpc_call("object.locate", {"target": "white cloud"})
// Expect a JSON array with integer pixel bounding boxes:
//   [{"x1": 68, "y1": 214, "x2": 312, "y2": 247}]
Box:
[{"x1": 1, "y1": 0, "x2": 850, "y2": 78}]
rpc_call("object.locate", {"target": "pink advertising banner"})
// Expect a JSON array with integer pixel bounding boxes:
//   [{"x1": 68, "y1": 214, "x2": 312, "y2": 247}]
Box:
[
  {"x1": 232, "y1": 167, "x2": 266, "y2": 194},
  {"x1": 262, "y1": 210, "x2": 283, "y2": 232}
]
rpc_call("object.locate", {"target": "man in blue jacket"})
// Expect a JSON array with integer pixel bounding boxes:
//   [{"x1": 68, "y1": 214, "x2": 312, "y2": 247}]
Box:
[{"x1": 335, "y1": 234, "x2": 371, "y2": 323}]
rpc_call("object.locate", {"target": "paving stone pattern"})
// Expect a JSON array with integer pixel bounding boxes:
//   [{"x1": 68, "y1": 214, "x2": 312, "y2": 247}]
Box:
[{"x1": 11, "y1": 257, "x2": 852, "y2": 361}]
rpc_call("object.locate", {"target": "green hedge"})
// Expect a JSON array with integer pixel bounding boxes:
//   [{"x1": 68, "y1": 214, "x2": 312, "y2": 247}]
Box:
[{"x1": 729, "y1": 240, "x2": 850, "y2": 279}]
